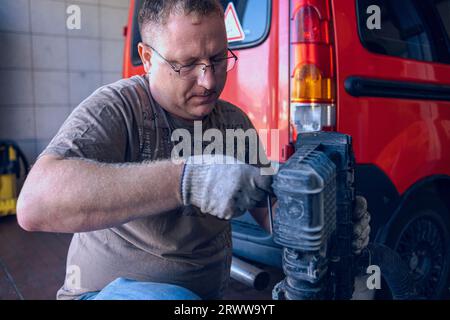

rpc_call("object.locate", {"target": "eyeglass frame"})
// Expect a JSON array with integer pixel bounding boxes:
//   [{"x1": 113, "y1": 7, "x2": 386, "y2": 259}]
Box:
[{"x1": 141, "y1": 43, "x2": 238, "y2": 78}]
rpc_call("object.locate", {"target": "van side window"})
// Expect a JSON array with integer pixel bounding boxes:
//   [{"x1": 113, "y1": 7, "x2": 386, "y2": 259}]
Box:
[
  {"x1": 436, "y1": 0, "x2": 450, "y2": 40},
  {"x1": 357, "y1": 0, "x2": 450, "y2": 64}
]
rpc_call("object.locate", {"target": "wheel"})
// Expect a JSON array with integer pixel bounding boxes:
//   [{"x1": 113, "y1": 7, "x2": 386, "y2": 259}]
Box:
[{"x1": 384, "y1": 194, "x2": 450, "y2": 299}]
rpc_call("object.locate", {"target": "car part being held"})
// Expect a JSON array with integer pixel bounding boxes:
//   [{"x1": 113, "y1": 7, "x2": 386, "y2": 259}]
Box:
[{"x1": 271, "y1": 132, "x2": 414, "y2": 300}]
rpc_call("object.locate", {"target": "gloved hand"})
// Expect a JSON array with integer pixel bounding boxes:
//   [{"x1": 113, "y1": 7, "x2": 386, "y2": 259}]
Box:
[
  {"x1": 352, "y1": 195, "x2": 371, "y2": 255},
  {"x1": 180, "y1": 155, "x2": 273, "y2": 220}
]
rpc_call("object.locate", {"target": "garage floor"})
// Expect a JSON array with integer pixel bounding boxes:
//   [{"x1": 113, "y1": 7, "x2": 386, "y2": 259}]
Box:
[{"x1": 0, "y1": 215, "x2": 283, "y2": 300}]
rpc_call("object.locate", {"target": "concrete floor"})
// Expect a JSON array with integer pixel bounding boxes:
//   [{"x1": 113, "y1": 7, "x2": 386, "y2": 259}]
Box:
[{"x1": 0, "y1": 215, "x2": 283, "y2": 300}]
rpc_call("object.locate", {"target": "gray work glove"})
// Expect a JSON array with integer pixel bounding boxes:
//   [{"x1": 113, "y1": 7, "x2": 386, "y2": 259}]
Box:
[
  {"x1": 352, "y1": 195, "x2": 371, "y2": 255},
  {"x1": 180, "y1": 155, "x2": 273, "y2": 220}
]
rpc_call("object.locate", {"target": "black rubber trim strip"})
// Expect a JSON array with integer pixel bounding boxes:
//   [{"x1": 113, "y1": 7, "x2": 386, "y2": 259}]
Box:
[{"x1": 345, "y1": 76, "x2": 450, "y2": 101}]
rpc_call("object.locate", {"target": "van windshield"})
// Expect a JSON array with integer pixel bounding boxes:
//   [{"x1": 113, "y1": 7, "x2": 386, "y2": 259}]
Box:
[{"x1": 131, "y1": 0, "x2": 271, "y2": 66}]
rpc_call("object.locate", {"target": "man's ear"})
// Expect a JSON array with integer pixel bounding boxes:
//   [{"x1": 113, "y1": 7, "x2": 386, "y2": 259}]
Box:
[{"x1": 138, "y1": 43, "x2": 152, "y2": 73}]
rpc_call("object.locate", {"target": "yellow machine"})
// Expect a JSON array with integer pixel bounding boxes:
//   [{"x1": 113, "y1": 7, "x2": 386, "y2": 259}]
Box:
[{"x1": 0, "y1": 141, "x2": 28, "y2": 216}]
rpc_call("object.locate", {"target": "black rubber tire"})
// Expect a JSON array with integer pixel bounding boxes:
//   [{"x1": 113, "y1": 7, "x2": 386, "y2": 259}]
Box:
[{"x1": 383, "y1": 193, "x2": 450, "y2": 299}]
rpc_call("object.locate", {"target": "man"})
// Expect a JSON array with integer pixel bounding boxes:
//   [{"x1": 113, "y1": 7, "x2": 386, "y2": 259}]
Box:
[{"x1": 17, "y1": 0, "x2": 370, "y2": 300}]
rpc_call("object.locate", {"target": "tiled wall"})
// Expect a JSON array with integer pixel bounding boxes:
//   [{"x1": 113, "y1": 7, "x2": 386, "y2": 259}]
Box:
[{"x1": 0, "y1": 0, "x2": 130, "y2": 164}]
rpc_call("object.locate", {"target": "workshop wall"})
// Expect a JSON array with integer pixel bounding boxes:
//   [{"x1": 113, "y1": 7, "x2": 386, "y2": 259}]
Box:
[{"x1": 0, "y1": 0, "x2": 130, "y2": 163}]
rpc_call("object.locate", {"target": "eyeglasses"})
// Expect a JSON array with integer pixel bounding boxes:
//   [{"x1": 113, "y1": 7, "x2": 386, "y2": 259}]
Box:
[{"x1": 142, "y1": 43, "x2": 238, "y2": 80}]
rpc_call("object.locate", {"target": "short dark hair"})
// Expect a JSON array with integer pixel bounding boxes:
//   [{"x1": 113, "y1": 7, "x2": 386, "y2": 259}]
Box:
[{"x1": 138, "y1": 0, "x2": 224, "y2": 41}]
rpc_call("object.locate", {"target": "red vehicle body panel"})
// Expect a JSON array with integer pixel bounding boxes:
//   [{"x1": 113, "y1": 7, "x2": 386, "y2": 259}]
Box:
[
  {"x1": 332, "y1": 1, "x2": 450, "y2": 194},
  {"x1": 123, "y1": 0, "x2": 450, "y2": 199},
  {"x1": 123, "y1": 0, "x2": 143, "y2": 78}
]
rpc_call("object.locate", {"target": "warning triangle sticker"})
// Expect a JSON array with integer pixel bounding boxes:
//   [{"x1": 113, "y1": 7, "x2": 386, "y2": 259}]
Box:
[{"x1": 224, "y1": 2, "x2": 245, "y2": 43}]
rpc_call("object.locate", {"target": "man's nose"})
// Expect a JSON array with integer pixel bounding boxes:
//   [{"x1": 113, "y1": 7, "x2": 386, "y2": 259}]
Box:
[{"x1": 197, "y1": 65, "x2": 217, "y2": 90}]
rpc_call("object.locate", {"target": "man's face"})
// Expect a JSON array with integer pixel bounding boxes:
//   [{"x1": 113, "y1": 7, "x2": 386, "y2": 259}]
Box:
[{"x1": 138, "y1": 11, "x2": 228, "y2": 120}]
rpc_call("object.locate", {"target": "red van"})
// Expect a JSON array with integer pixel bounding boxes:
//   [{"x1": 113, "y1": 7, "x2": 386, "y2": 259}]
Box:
[{"x1": 123, "y1": 0, "x2": 450, "y2": 299}]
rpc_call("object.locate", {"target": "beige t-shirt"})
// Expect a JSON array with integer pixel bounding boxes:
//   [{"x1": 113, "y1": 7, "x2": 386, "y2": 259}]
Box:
[{"x1": 40, "y1": 74, "x2": 262, "y2": 300}]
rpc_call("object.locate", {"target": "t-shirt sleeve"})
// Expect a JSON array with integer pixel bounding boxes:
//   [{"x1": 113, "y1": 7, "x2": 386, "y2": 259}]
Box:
[{"x1": 39, "y1": 89, "x2": 129, "y2": 163}]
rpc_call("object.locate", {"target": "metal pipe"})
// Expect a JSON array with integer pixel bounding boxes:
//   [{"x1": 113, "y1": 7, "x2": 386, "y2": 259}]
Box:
[{"x1": 231, "y1": 256, "x2": 270, "y2": 291}]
